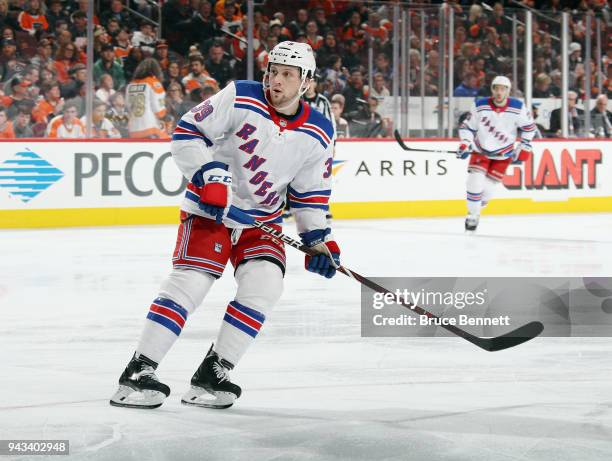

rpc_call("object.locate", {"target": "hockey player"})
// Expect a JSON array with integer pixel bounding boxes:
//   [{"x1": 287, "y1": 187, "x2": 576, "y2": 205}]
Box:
[
  {"x1": 110, "y1": 41, "x2": 337, "y2": 409},
  {"x1": 456, "y1": 76, "x2": 535, "y2": 231}
]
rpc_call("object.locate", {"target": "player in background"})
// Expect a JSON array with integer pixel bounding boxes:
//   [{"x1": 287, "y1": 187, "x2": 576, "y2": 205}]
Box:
[
  {"x1": 456, "y1": 76, "x2": 535, "y2": 231},
  {"x1": 126, "y1": 58, "x2": 169, "y2": 139},
  {"x1": 110, "y1": 41, "x2": 338, "y2": 410},
  {"x1": 303, "y1": 73, "x2": 336, "y2": 133},
  {"x1": 302, "y1": 73, "x2": 336, "y2": 222}
]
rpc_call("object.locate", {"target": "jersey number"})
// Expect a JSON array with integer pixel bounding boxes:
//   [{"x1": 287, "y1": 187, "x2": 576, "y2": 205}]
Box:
[
  {"x1": 323, "y1": 157, "x2": 332, "y2": 178},
  {"x1": 128, "y1": 93, "x2": 145, "y2": 117},
  {"x1": 191, "y1": 100, "x2": 213, "y2": 122}
]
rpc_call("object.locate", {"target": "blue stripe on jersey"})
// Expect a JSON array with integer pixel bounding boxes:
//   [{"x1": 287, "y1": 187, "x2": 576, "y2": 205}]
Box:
[
  {"x1": 287, "y1": 186, "x2": 331, "y2": 198},
  {"x1": 147, "y1": 312, "x2": 182, "y2": 336},
  {"x1": 234, "y1": 103, "x2": 272, "y2": 121},
  {"x1": 294, "y1": 128, "x2": 328, "y2": 149},
  {"x1": 475, "y1": 98, "x2": 489, "y2": 107},
  {"x1": 234, "y1": 80, "x2": 268, "y2": 104},
  {"x1": 172, "y1": 133, "x2": 214, "y2": 146},
  {"x1": 177, "y1": 120, "x2": 201, "y2": 133}
]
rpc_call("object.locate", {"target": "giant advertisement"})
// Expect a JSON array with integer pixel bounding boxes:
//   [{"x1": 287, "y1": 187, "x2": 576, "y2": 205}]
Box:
[{"x1": 0, "y1": 140, "x2": 610, "y2": 228}]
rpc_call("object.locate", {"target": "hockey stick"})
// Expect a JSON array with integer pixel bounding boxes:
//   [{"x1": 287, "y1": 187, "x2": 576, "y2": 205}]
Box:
[
  {"x1": 394, "y1": 130, "x2": 457, "y2": 155},
  {"x1": 227, "y1": 206, "x2": 544, "y2": 352}
]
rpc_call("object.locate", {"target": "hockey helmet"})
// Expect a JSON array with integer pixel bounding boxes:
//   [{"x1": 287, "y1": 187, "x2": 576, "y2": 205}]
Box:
[
  {"x1": 267, "y1": 41, "x2": 316, "y2": 80},
  {"x1": 491, "y1": 75, "x2": 511, "y2": 91}
]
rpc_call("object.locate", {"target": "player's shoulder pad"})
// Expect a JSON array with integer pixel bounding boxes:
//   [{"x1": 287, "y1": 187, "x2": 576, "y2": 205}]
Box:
[
  {"x1": 305, "y1": 105, "x2": 335, "y2": 143},
  {"x1": 507, "y1": 97, "x2": 523, "y2": 109},
  {"x1": 475, "y1": 97, "x2": 489, "y2": 108},
  {"x1": 234, "y1": 80, "x2": 266, "y2": 104}
]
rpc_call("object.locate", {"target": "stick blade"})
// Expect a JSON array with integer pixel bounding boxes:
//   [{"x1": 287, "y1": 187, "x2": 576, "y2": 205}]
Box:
[
  {"x1": 393, "y1": 129, "x2": 408, "y2": 150},
  {"x1": 478, "y1": 321, "x2": 544, "y2": 352}
]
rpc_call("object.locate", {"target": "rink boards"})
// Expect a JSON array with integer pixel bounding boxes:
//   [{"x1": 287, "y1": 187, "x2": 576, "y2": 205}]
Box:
[{"x1": 0, "y1": 139, "x2": 610, "y2": 228}]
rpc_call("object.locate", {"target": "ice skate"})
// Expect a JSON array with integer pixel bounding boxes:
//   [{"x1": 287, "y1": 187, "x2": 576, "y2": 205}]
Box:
[
  {"x1": 109, "y1": 354, "x2": 170, "y2": 409},
  {"x1": 465, "y1": 214, "x2": 479, "y2": 233},
  {"x1": 181, "y1": 345, "x2": 241, "y2": 409}
]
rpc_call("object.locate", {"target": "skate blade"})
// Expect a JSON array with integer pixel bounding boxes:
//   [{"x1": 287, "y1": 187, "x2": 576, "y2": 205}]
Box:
[
  {"x1": 109, "y1": 384, "x2": 166, "y2": 409},
  {"x1": 181, "y1": 385, "x2": 236, "y2": 409}
]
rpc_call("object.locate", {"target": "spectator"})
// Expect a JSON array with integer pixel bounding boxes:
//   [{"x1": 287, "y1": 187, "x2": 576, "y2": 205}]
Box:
[
  {"x1": 182, "y1": 54, "x2": 219, "y2": 94},
  {"x1": 373, "y1": 53, "x2": 392, "y2": 83},
  {"x1": 342, "y1": 68, "x2": 367, "y2": 113},
  {"x1": 532, "y1": 73, "x2": 555, "y2": 98},
  {"x1": 106, "y1": 91, "x2": 129, "y2": 137},
  {"x1": 305, "y1": 20, "x2": 323, "y2": 50},
  {"x1": 0, "y1": 106, "x2": 14, "y2": 138},
  {"x1": 30, "y1": 37, "x2": 53, "y2": 69},
  {"x1": 216, "y1": 2, "x2": 241, "y2": 33},
  {"x1": 165, "y1": 81, "x2": 193, "y2": 121},
  {"x1": 342, "y1": 39, "x2": 361, "y2": 71},
  {"x1": 312, "y1": 7, "x2": 332, "y2": 36},
  {"x1": 32, "y1": 81, "x2": 64, "y2": 124},
  {"x1": 1, "y1": 76, "x2": 34, "y2": 117},
  {"x1": 126, "y1": 57, "x2": 168, "y2": 138},
  {"x1": 190, "y1": 0, "x2": 216, "y2": 50},
  {"x1": 163, "y1": 60, "x2": 183, "y2": 88},
  {"x1": 101, "y1": 0, "x2": 134, "y2": 30},
  {"x1": 46, "y1": 0, "x2": 70, "y2": 31},
  {"x1": 288, "y1": 9, "x2": 308, "y2": 39},
  {"x1": 13, "y1": 107, "x2": 33, "y2": 137},
  {"x1": 0, "y1": 0, "x2": 15, "y2": 32},
  {"x1": 17, "y1": 0, "x2": 48, "y2": 35},
  {"x1": 341, "y1": 10, "x2": 365, "y2": 45},
  {"x1": 46, "y1": 101, "x2": 85, "y2": 138},
  {"x1": 61, "y1": 63, "x2": 87, "y2": 99},
  {"x1": 81, "y1": 99, "x2": 121, "y2": 138},
  {"x1": 205, "y1": 42, "x2": 232, "y2": 88},
  {"x1": 131, "y1": 21, "x2": 156, "y2": 55},
  {"x1": 123, "y1": 45, "x2": 144, "y2": 81},
  {"x1": 154, "y1": 40, "x2": 170, "y2": 72},
  {"x1": 96, "y1": 73, "x2": 116, "y2": 103},
  {"x1": 70, "y1": 11, "x2": 88, "y2": 42},
  {"x1": 367, "y1": 72, "x2": 390, "y2": 98},
  {"x1": 113, "y1": 26, "x2": 132, "y2": 63},
  {"x1": 590, "y1": 94, "x2": 612, "y2": 138},
  {"x1": 330, "y1": 93, "x2": 349, "y2": 138},
  {"x1": 94, "y1": 43, "x2": 126, "y2": 89},
  {"x1": 454, "y1": 72, "x2": 480, "y2": 97},
  {"x1": 53, "y1": 43, "x2": 80, "y2": 84},
  {"x1": 548, "y1": 90, "x2": 584, "y2": 137},
  {"x1": 569, "y1": 42, "x2": 582, "y2": 71}
]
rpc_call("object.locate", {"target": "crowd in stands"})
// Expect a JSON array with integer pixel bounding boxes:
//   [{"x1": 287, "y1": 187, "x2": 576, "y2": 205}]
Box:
[{"x1": 0, "y1": 0, "x2": 609, "y2": 140}]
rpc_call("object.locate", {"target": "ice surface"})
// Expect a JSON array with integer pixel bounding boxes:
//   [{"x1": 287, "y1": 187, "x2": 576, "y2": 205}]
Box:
[{"x1": 1, "y1": 214, "x2": 612, "y2": 460}]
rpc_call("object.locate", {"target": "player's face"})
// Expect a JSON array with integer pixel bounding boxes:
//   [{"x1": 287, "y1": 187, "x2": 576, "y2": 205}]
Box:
[
  {"x1": 491, "y1": 84, "x2": 509, "y2": 104},
  {"x1": 267, "y1": 64, "x2": 303, "y2": 107}
]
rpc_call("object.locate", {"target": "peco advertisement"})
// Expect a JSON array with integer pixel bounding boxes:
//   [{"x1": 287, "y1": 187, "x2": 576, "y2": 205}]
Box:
[{"x1": 0, "y1": 139, "x2": 610, "y2": 227}]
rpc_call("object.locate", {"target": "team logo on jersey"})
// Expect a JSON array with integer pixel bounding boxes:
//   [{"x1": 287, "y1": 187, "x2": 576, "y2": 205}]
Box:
[
  {"x1": 214, "y1": 242, "x2": 223, "y2": 253},
  {"x1": 0, "y1": 149, "x2": 64, "y2": 203}
]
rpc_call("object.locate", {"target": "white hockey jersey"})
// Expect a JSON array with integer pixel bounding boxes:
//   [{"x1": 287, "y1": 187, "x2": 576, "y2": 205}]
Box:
[
  {"x1": 458, "y1": 97, "x2": 536, "y2": 158},
  {"x1": 171, "y1": 80, "x2": 336, "y2": 234}
]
